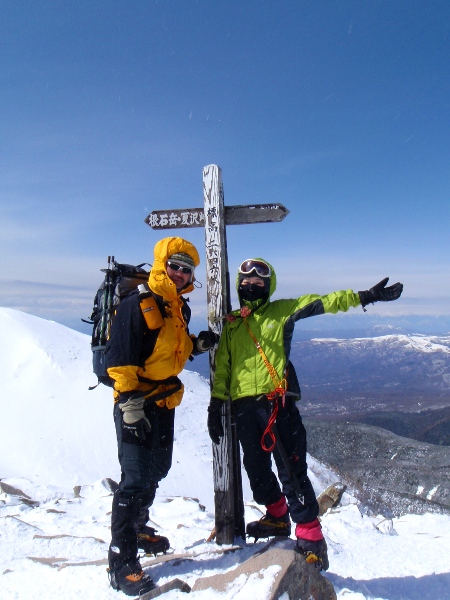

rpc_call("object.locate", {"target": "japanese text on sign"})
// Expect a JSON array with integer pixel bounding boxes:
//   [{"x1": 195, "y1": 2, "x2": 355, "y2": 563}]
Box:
[{"x1": 145, "y1": 210, "x2": 205, "y2": 229}]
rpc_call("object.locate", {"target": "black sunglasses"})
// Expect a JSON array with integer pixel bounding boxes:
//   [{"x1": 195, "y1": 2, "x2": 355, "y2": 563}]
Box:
[{"x1": 167, "y1": 261, "x2": 193, "y2": 275}]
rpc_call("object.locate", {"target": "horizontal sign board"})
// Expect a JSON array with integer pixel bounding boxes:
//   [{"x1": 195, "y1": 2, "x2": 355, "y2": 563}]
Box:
[{"x1": 145, "y1": 203, "x2": 289, "y2": 229}]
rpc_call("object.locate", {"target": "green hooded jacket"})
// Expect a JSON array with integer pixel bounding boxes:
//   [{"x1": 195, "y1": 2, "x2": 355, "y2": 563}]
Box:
[{"x1": 211, "y1": 259, "x2": 362, "y2": 401}]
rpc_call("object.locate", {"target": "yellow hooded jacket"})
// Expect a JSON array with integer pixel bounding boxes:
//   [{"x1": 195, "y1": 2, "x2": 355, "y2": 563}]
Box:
[{"x1": 106, "y1": 237, "x2": 200, "y2": 408}]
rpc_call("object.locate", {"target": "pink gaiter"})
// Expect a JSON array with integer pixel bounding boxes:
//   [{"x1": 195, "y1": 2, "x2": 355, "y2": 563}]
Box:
[
  {"x1": 266, "y1": 495, "x2": 288, "y2": 518},
  {"x1": 295, "y1": 518, "x2": 323, "y2": 541}
]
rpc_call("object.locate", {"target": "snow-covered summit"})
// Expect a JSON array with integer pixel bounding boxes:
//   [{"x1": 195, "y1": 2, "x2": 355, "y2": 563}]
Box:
[
  {"x1": 310, "y1": 332, "x2": 450, "y2": 354},
  {"x1": 0, "y1": 307, "x2": 216, "y2": 499},
  {"x1": 1, "y1": 307, "x2": 450, "y2": 600},
  {"x1": 1, "y1": 307, "x2": 118, "y2": 488}
]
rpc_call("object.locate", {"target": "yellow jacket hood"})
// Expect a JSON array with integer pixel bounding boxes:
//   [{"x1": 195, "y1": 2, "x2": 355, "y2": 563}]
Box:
[{"x1": 149, "y1": 237, "x2": 200, "y2": 299}]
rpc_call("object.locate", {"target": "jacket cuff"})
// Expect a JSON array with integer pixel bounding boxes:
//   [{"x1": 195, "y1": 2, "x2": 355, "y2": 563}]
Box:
[{"x1": 118, "y1": 390, "x2": 137, "y2": 403}]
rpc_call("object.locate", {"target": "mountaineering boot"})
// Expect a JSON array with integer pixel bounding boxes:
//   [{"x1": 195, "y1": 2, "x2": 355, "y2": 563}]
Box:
[
  {"x1": 295, "y1": 518, "x2": 329, "y2": 571},
  {"x1": 246, "y1": 510, "x2": 291, "y2": 541},
  {"x1": 133, "y1": 484, "x2": 169, "y2": 555},
  {"x1": 108, "y1": 558, "x2": 156, "y2": 596},
  {"x1": 137, "y1": 525, "x2": 170, "y2": 556},
  {"x1": 296, "y1": 537, "x2": 329, "y2": 571}
]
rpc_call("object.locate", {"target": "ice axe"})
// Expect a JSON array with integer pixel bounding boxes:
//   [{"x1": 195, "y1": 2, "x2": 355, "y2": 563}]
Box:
[{"x1": 270, "y1": 421, "x2": 305, "y2": 506}]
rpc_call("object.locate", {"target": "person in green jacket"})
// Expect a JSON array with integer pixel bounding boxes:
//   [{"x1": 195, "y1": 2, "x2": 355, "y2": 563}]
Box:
[{"x1": 207, "y1": 258, "x2": 403, "y2": 571}]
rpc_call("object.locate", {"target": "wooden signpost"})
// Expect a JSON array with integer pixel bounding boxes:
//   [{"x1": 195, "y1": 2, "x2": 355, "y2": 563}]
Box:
[{"x1": 145, "y1": 164, "x2": 289, "y2": 544}]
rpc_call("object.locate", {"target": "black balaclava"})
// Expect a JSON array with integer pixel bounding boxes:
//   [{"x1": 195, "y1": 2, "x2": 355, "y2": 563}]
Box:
[{"x1": 238, "y1": 274, "x2": 270, "y2": 305}]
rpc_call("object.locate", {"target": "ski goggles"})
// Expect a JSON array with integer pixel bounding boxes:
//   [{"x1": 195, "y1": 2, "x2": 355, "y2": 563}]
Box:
[
  {"x1": 166, "y1": 261, "x2": 193, "y2": 275},
  {"x1": 238, "y1": 259, "x2": 271, "y2": 278}
]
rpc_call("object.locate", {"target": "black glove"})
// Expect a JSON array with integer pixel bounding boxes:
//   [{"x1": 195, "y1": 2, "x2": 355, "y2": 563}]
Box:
[
  {"x1": 119, "y1": 394, "x2": 152, "y2": 443},
  {"x1": 195, "y1": 330, "x2": 220, "y2": 353},
  {"x1": 207, "y1": 397, "x2": 224, "y2": 444},
  {"x1": 122, "y1": 418, "x2": 152, "y2": 443},
  {"x1": 358, "y1": 277, "x2": 403, "y2": 307}
]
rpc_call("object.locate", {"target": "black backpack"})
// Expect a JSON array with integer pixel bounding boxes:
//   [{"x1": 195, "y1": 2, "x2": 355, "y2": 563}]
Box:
[{"x1": 83, "y1": 257, "x2": 151, "y2": 388}]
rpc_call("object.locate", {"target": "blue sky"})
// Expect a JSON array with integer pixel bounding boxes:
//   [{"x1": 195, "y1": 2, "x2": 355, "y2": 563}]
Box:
[{"x1": 1, "y1": 0, "x2": 449, "y2": 334}]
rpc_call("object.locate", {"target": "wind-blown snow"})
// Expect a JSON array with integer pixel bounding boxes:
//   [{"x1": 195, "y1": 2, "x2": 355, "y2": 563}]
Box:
[{"x1": 1, "y1": 307, "x2": 450, "y2": 600}]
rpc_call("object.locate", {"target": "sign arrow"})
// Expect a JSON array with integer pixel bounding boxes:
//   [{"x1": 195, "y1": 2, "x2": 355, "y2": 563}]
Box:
[
  {"x1": 225, "y1": 203, "x2": 289, "y2": 225},
  {"x1": 145, "y1": 203, "x2": 289, "y2": 229}
]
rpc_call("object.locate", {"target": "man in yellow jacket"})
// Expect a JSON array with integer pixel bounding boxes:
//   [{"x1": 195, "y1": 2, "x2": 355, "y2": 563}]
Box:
[{"x1": 106, "y1": 237, "x2": 215, "y2": 596}]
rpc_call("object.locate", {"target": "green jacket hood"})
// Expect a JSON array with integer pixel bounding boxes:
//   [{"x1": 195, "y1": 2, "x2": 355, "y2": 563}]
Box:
[{"x1": 235, "y1": 257, "x2": 276, "y2": 311}]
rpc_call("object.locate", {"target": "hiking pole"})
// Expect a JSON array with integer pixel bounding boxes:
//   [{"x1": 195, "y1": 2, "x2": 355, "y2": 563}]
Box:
[
  {"x1": 99, "y1": 255, "x2": 115, "y2": 346},
  {"x1": 97, "y1": 256, "x2": 111, "y2": 347},
  {"x1": 105, "y1": 255, "x2": 115, "y2": 341}
]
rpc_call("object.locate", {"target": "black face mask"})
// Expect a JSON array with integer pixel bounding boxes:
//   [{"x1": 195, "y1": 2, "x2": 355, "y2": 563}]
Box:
[{"x1": 238, "y1": 283, "x2": 267, "y2": 302}]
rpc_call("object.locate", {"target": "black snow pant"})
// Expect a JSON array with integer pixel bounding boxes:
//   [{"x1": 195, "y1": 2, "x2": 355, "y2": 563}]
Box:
[
  {"x1": 109, "y1": 401, "x2": 175, "y2": 569},
  {"x1": 234, "y1": 395, "x2": 319, "y2": 525}
]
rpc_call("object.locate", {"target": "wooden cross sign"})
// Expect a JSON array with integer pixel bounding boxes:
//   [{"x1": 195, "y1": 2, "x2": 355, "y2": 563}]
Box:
[{"x1": 145, "y1": 164, "x2": 289, "y2": 544}]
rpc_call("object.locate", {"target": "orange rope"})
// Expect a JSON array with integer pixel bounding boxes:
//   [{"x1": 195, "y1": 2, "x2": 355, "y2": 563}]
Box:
[
  {"x1": 261, "y1": 397, "x2": 278, "y2": 451},
  {"x1": 243, "y1": 319, "x2": 287, "y2": 452},
  {"x1": 243, "y1": 321, "x2": 285, "y2": 390}
]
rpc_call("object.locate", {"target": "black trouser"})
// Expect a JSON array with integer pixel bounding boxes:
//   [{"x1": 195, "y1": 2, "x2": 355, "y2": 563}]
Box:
[
  {"x1": 109, "y1": 401, "x2": 175, "y2": 569},
  {"x1": 235, "y1": 395, "x2": 319, "y2": 524}
]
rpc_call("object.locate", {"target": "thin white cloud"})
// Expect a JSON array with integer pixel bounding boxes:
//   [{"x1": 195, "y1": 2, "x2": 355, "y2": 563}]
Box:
[{"x1": 0, "y1": 280, "x2": 94, "y2": 330}]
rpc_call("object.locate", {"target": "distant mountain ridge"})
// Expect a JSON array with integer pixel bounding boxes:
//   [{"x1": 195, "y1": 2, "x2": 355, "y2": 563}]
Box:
[
  {"x1": 289, "y1": 333, "x2": 450, "y2": 445},
  {"x1": 344, "y1": 405, "x2": 450, "y2": 447},
  {"x1": 291, "y1": 335, "x2": 450, "y2": 410}
]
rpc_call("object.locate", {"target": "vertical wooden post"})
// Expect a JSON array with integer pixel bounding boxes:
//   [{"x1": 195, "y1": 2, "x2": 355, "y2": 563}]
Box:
[
  {"x1": 145, "y1": 167, "x2": 289, "y2": 542},
  {"x1": 203, "y1": 164, "x2": 245, "y2": 544}
]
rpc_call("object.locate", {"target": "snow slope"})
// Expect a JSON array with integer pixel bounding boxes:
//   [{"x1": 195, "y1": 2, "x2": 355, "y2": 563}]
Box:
[{"x1": 1, "y1": 308, "x2": 450, "y2": 600}]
